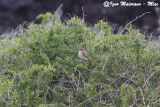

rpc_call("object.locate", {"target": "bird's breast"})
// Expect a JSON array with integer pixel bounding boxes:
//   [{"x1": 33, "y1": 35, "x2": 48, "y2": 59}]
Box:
[{"x1": 78, "y1": 52, "x2": 82, "y2": 59}]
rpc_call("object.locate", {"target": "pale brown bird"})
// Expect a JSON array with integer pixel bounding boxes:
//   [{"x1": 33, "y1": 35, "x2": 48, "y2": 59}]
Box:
[{"x1": 78, "y1": 48, "x2": 87, "y2": 61}]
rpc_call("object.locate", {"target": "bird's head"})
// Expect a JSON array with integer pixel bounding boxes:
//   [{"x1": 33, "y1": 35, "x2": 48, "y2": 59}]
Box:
[{"x1": 79, "y1": 48, "x2": 85, "y2": 51}]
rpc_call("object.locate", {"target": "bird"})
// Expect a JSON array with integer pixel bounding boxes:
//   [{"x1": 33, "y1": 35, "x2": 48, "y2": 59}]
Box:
[{"x1": 78, "y1": 48, "x2": 87, "y2": 61}]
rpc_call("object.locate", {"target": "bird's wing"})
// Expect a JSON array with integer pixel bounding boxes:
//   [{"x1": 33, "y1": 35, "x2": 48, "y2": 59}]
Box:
[{"x1": 82, "y1": 50, "x2": 87, "y2": 57}]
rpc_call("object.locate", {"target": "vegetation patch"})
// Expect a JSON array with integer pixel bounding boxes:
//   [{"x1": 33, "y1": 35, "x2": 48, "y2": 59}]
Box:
[{"x1": 0, "y1": 12, "x2": 160, "y2": 106}]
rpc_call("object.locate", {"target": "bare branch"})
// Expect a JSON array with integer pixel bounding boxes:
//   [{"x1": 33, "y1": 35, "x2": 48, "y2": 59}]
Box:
[
  {"x1": 121, "y1": 12, "x2": 151, "y2": 34},
  {"x1": 143, "y1": 70, "x2": 158, "y2": 88}
]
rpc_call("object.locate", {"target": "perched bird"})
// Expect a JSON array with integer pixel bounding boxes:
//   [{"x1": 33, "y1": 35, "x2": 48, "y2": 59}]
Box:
[{"x1": 78, "y1": 48, "x2": 87, "y2": 61}]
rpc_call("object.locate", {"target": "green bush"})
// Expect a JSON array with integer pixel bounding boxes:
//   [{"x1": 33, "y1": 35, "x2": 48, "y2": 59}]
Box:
[{"x1": 0, "y1": 12, "x2": 160, "y2": 106}]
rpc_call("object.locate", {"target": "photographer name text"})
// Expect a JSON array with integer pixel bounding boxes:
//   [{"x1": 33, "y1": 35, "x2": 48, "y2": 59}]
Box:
[{"x1": 103, "y1": 1, "x2": 159, "y2": 7}]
